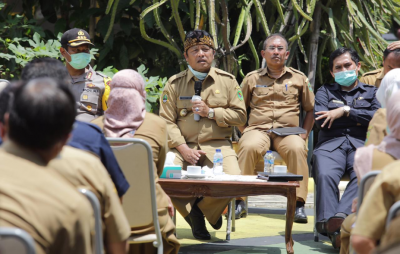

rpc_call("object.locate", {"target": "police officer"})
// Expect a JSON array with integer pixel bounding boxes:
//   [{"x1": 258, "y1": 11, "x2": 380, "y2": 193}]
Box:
[
  {"x1": 360, "y1": 47, "x2": 400, "y2": 87},
  {"x1": 60, "y1": 28, "x2": 111, "y2": 122},
  {"x1": 238, "y1": 33, "x2": 315, "y2": 223},
  {"x1": 313, "y1": 47, "x2": 380, "y2": 248},
  {"x1": 159, "y1": 30, "x2": 246, "y2": 240}
]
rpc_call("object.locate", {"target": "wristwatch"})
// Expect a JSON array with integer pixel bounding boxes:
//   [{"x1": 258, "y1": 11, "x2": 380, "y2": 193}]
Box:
[
  {"x1": 208, "y1": 108, "x2": 215, "y2": 119},
  {"x1": 343, "y1": 106, "x2": 351, "y2": 117}
]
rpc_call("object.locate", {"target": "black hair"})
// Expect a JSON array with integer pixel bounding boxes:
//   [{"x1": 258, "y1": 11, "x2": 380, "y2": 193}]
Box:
[
  {"x1": 383, "y1": 48, "x2": 400, "y2": 60},
  {"x1": 329, "y1": 47, "x2": 359, "y2": 71},
  {"x1": 21, "y1": 57, "x2": 70, "y2": 86},
  {"x1": 0, "y1": 82, "x2": 21, "y2": 123},
  {"x1": 8, "y1": 78, "x2": 76, "y2": 150},
  {"x1": 263, "y1": 33, "x2": 288, "y2": 50}
]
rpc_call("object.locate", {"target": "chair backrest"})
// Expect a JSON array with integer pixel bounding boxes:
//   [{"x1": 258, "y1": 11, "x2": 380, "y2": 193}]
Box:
[
  {"x1": 357, "y1": 170, "x2": 381, "y2": 214},
  {"x1": 0, "y1": 227, "x2": 36, "y2": 254},
  {"x1": 106, "y1": 138, "x2": 162, "y2": 247},
  {"x1": 386, "y1": 201, "x2": 400, "y2": 229},
  {"x1": 78, "y1": 188, "x2": 103, "y2": 254}
]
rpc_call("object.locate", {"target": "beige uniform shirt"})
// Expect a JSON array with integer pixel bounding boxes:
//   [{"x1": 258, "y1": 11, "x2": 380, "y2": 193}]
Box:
[
  {"x1": 0, "y1": 141, "x2": 93, "y2": 254},
  {"x1": 359, "y1": 68, "x2": 384, "y2": 88},
  {"x1": 353, "y1": 161, "x2": 400, "y2": 241},
  {"x1": 71, "y1": 65, "x2": 110, "y2": 122},
  {"x1": 365, "y1": 108, "x2": 387, "y2": 146},
  {"x1": 49, "y1": 146, "x2": 131, "y2": 244},
  {"x1": 241, "y1": 66, "x2": 315, "y2": 132},
  {"x1": 159, "y1": 67, "x2": 247, "y2": 162}
]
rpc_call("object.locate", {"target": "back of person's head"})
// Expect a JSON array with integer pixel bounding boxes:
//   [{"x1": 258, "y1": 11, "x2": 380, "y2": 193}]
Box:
[
  {"x1": 329, "y1": 47, "x2": 359, "y2": 71},
  {"x1": 21, "y1": 57, "x2": 70, "y2": 86},
  {"x1": 8, "y1": 78, "x2": 76, "y2": 150},
  {"x1": 376, "y1": 68, "x2": 400, "y2": 108},
  {"x1": 386, "y1": 90, "x2": 400, "y2": 139}
]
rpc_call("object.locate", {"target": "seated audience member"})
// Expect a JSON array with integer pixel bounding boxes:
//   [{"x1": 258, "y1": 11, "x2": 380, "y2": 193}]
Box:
[
  {"x1": 340, "y1": 89, "x2": 400, "y2": 254},
  {"x1": 313, "y1": 47, "x2": 380, "y2": 249},
  {"x1": 365, "y1": 68, "x2": 400, "y2": 146},
  {"x1": 360, "y1": 47, "x2": 400, "y2": 87},
  {"x1": 0, "y1": 80, "x2": 131, "y2": 254},
  {"x1": 101, "y1": 69, "x2": 180, "y2": 254},
  {"x1": 0, "y1": 79, "x2": 93, "y2": 254},
  {"x1": 351, "y1": 162, "x2": 400, "y2": 254},
  {"x1": 159, "y1": 30, "x2": 246, "y2": 240},
  {"x1": 238, "y1": 33, "x2": 314, "y2": 223},
  {"x1": 19, "y1": 57, "x2": 129, "y2": 197}
]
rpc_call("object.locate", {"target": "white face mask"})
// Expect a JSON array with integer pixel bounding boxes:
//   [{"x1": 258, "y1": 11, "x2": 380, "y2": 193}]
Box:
[{"x1": 188, "y1": 65, "x2": 208, "y2": 80}]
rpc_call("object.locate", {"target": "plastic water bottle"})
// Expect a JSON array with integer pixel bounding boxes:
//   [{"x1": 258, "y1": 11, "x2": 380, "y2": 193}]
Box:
[
  {"x1": 264, "y1": 151, "x2": 275, "y2": 173},
  {"x1": 213, "y1": 149, "x2": 223, "y2": 174}
]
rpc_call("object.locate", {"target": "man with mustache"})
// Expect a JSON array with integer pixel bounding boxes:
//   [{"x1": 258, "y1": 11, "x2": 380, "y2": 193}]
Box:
[
  {"x1": 238, "y1": 33, "x2": 315, "y2": 223},
  {"x1": 159, "y1": 30, "x2": 246, "y2": 240}
]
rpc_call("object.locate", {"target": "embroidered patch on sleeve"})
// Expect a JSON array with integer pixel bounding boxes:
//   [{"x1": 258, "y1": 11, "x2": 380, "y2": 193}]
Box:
[
  {"x1": 237, "y1": 90, "x2": 244, "y2": 101},
  {"x1": 162, "y1": 92, "x2": 168, "y2": 103},
  {"x1": 307, "y1": 82, "x2": 313, "y2": 92}
]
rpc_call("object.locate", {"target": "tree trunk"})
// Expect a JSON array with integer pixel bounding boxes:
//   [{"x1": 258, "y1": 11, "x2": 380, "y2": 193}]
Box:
[{"x1": 306, "y1": 2, "x2": 322, "y2": 91}]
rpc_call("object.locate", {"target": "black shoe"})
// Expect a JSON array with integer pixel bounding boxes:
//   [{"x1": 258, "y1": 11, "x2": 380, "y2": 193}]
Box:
[
  {"x1": 210, "y1": 216, "x2": 223, "y2": 230},
  {"x1": 235, "y1": 200, "x2": 247, "y2": 219},
  {"x1": 187, "y1": 205, "x2": 211, "y2": 240},
  {"x1": 294, "y1": 203, "x2": 308, "y2": 223},
  {"x1": 315, "y1": 219, "x2": 328, "y2": 236}
]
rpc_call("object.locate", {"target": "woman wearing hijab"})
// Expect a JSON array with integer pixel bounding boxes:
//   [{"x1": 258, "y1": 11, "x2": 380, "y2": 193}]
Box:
[
  {"x1": 102, "y1": 69, "x2": 180, "y2": 254},
  {"x1": 365, "y1": 68, "x2": 400, "y2": 146},
  {"x1": 340, "y1": 86, "x2": 400, "y2": 254}
]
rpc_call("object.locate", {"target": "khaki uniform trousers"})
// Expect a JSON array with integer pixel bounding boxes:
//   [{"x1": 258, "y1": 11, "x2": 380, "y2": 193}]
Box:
[
  {"x1": 340, "y1": 213, "x2": 356, "y2": 254},
  {"x1": 171, "y1": 146, "x2": 241, "y2": 225},
  {"x1": 238, "y1": 129, "x2": 309, "y2": 202},
  {"x1": 129, "y1": 208, "x2": 179, "y2": 254}
]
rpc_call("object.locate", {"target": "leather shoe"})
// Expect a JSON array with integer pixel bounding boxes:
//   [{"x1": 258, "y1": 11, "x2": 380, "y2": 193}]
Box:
[
  {"x1": 185, "y1": 214, "x2": 211, "y2": 240},
  {"x1": 210, "y1": 216, "x2": 222, "y2": 230},
  {"x1": 294, "y1": 205, "x2": 308, "y2": 223}
]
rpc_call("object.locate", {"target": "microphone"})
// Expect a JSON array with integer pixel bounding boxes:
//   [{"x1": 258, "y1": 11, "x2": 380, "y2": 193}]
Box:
[{"x1": 193, "y1": 81, "x2": 202, "y2": 121}]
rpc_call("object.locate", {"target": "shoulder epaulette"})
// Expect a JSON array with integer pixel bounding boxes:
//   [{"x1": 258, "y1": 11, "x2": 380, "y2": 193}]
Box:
[
  {"x1": 245, "y1": 68, "x2": 263, "y2": 77},
  {"x1": 361, "y1": 69, "x2": 382, "y2": 77},
  {"x1": 168, "y1": 69, "x2": 187, "y2": 83},
  {"x1": 288, "y1": 67, "x2": 307, "y2": 77},
  {"x1": 214, "y1": 68, "x2": 235, "y2": 79}
]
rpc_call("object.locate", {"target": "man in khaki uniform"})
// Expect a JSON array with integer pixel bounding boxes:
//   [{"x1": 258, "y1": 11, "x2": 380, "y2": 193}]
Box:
[
  {"x1": 238, "y1": 33, "x2": 315, "y2": 223},
  {"x1": 360, "y1": 47, "x2": 400, "y2": 87},
  {"x1": 60, "y1": 28, "x2": 111, "y2": 122},
  {"x1": 159, "y1": 30, "x2": 246, "y2": 240},
  {"x1": 0, "y1": 79, "x2": 94, "y2": 254},
  {"x1": 351, "y1": 161, "x2": 400, "y2": 254}
]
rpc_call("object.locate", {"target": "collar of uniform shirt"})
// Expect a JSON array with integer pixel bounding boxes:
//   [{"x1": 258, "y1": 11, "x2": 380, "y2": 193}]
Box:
[
  {"x1": 261, "y1": 66, "x2": 289, "y2": 79},
  {"x1": 186, "y1": 67, "x2": 216, "y2": 84},
  {"x1": 328, "y1": 80, "x2": 367, "y2": 92}
]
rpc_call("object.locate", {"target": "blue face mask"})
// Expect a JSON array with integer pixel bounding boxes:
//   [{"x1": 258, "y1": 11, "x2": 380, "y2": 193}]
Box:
[
  {"x1": 66, "y1": 52, "x2": 91, "y2": 70},
  {"x1": 334, "y1": 70, "x2": 358, "y2": 87},
  {"x1": 188, "y1": 65, "x2": 208, "y2": 80}
]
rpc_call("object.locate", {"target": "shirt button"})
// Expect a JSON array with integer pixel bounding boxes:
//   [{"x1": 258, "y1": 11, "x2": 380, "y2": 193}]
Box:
[{"x1": 273, "y1": 120, "x2": 276, "y2": 123}]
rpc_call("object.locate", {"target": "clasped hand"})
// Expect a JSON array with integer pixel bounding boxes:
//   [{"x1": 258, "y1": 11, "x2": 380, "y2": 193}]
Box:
[
  {"x1": 191, "y1": 100, "x2": 209, "y2": 118},
  {"x1": 315, "y1": 107, "x2": 345, "y2": 128}
]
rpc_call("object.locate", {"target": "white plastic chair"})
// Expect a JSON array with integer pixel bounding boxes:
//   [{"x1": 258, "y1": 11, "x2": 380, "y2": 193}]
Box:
[
  {"x1": 0, "y1": 227, "x2": 36, "y2": 254},
  {"x1": 107, "y1": 138, "x2": 163, "y2": 254},
  {"x1": 78, "y1": 188, "x2": 103, "y2": 254}
]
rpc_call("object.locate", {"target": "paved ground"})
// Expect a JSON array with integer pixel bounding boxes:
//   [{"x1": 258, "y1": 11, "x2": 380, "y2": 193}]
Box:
[{"x1": 175, "y1": 179, "x2": 349, "y2": 253}]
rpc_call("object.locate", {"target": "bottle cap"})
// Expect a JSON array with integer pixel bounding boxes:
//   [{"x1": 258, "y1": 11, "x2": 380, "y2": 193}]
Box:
[
  {"x1": 267, "y1": 150, "x2": 272, "y2": 153},
  {"x1": 216, "y1": 149, "x2": 221, "y2": 152}
]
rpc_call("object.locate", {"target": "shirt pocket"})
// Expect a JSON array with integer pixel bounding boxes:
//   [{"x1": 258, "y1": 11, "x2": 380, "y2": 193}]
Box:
[
  {"x1": 253, "y1": 85, "x2": 270, "y2": 95},
  {"x1": 353, "y1": 97, "x2": 372, "y2": 109},
  {"x1": 207, "y1": 96, "x2": 228, "y2": 108},
  {"x1": 177, "y1": 100, "x2": 191, "y2": 109},
  {"x1": 80, "y1": 90, "x2": 99, "y2": 114},
  {"x1": 282, "y1": 86, "x2": 299, "y2": 102}
]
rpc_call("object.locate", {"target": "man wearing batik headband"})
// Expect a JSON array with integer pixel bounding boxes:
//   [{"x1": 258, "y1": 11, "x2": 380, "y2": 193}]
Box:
[
  {"x1": 159, "y1": 30, "x2": 247, "y2": 240},
  {"x1": 60, "y1": 28, "x2": 111, "y2": 122}
]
